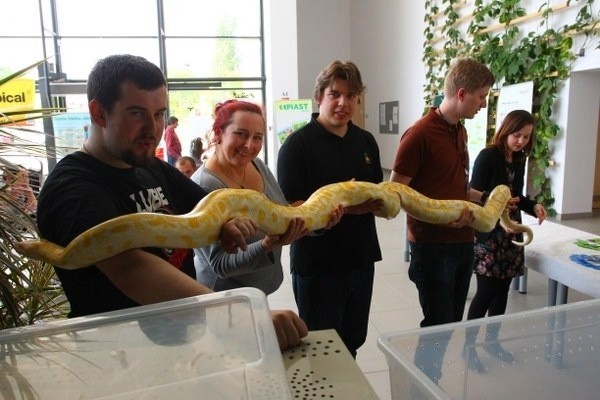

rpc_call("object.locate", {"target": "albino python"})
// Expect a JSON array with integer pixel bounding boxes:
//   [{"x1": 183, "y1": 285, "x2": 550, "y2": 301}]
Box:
[{"x1": 16, "y1": 181, "x2": 532, "y2": 269}]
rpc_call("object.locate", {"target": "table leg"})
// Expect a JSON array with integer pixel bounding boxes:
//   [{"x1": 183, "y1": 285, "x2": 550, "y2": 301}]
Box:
[
  {"x1": 519, "y1": 268, "x2": 528, "y2": 293},
  {"x1": 556, "y1": 283, "x2": 569, "y2": 305},
  {"x1": 547, "y1": 279, "x2": 558, "y2": 306},
  {"x1": 511, "y1": 268, "x2": 528, "y2": 293}
]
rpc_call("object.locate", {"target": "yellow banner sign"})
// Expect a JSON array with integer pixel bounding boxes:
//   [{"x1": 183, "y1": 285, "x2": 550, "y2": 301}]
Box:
[
  {"x1": 0, "y1": 78, "x2": 35, "y2": 113},
  {"x1": 0, "y1": 78, "x2": 36, "y2": 126}
]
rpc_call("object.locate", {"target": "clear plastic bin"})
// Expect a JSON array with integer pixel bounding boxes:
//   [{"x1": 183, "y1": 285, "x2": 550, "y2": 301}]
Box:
[
  {"x1": 378, "y1": 298, "x2": 600, "y2": 400},
  {"x1": 0, "y1": 287, "x2": 291, "y2": 399}
]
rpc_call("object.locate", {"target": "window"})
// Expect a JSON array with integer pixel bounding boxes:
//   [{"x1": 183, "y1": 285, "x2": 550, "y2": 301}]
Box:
[{"x1": 2, "y1": 0, "x2": 265, "y2": 161}]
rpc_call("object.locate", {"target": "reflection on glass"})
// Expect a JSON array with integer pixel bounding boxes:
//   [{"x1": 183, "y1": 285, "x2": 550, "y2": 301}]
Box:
[
  {"x1": 59, "y1": 39, "x2": 160, "y2": 80},
  {"x1": 0, "y1": 0, "x2": 40, "y2": 35},
  {"x1": 55, "y1": 0, "x2": 158, "y2": 36},
  {"x1": 164, "y1": 0, "x2": 261, "y2": 36},
  {"x1": 165, "y1": 38, "x2": 262, "y2": 78}
]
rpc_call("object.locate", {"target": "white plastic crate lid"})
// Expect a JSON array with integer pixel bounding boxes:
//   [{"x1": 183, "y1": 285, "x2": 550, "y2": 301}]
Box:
[
  {"x1": 378, "y1": 298, "x2": 600, "y2": 400},
  {"x1": 0, "y1": 287, "x2": 291, "y2": 399}
]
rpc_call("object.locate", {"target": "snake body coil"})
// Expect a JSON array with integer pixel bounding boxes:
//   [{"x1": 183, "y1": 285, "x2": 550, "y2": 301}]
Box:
[{"x1": 16, "y1": 181, "x2": 532, "y2": 269}]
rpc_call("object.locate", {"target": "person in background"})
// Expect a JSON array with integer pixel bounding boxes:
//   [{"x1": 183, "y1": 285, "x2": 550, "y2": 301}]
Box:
[
  {"x1": 190, "y1": 137, "x2": 206, "y2": 165},
  {"x1": 35, "y1": 54, "x2": 308, "y2": 350},
  {"x1": 191, "y1": 99, "x2": 342, "y2": 295},
  {"x1": 464, "y1": 109, "x2": 547, "y2": 372},
  {"x1": 277, "y1": 60, "x2": 383, "y2": 358},
  {"x1": 390, "y1": 57, "x2": 494, "y2": 383},
  {"x1": 175, "y1": 156, "x2": 197, "y2": 178},
  {"x1": 2, "y1": 165, "x2": 38, "y2": 215},
  {"x1": 164, "y1": 116, "x2": 182, "y2": 166}
]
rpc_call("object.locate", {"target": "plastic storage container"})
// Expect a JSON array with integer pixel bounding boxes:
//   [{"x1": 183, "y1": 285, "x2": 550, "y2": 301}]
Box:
[
  {"x1": 378, "y1": 298, "x2": 600, "y2": 400},
  {"x1": 0, "y1": 287, "x2": 291, "y2": 399}
]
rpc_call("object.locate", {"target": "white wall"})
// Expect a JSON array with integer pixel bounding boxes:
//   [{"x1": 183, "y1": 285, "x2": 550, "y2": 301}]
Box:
[
  {"x1": 559, "y1": 71, "x2": 600, "y2": 216},
  {"x1": 349, "y1": 0, "x2": 426, "y2": 170},
  {"x1": 296, "y1": 0, "x2": 352, "y2": 101},
  {"x1": 263, "y1": 0, "x2": 299, "y2": 168},
  {"x1": 264, "y1": 0, "x2": 351, "y2": 169}
]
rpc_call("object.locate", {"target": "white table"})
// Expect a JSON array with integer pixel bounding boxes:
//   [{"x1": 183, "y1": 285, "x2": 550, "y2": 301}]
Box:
[{"x1": 522, "y1": 215, "x2": 600, "y2": 305}]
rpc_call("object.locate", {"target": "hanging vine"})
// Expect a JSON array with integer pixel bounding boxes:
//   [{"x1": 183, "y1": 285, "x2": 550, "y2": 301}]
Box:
[{"x1": 422, "y1": 0, "x2": 600, "y2": 216}]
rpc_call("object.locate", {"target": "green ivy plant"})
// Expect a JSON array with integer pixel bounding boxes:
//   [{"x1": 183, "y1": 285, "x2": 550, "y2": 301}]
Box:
[{"x1": 423, "y1": 0, "x2": 600, "y2": 215}]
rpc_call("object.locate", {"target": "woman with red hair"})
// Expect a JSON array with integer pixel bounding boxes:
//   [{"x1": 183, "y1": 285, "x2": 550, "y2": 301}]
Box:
[{"x1": 191, "y1": 99, "x2": 341, "y2": 295}]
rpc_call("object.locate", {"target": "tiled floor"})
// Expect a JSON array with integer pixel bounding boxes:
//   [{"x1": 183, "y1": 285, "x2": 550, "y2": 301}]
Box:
[{"x1": 267, "y1": 199, "x2": 600, "y2": 399}]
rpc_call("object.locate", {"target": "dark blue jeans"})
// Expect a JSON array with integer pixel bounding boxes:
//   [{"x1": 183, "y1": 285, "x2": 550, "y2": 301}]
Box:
[
  {"x1": 408, "y1": 242, "x2": 474, "y2": 327},
  {"x1": 167, "y1": 155, "x2": 177, "y2": 166},
  {"x1": 409, "y1": 242, "x2": 474, "y2": 385},
  {"x1": 292, "y1": 264, "x2": 374, "y2": 358}
]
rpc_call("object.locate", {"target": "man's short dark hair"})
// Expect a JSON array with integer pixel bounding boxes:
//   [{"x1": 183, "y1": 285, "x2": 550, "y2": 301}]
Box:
[{"x1": 87, "y1": 54, "x2": 167, "y2": 112}]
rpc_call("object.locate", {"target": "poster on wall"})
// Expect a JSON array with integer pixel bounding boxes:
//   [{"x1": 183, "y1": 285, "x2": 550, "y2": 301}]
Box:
[
  {"x1": 379, "y1": 101, "x2": 399, "y2": 134},
  {"x1": 495, "y1": 81, "x2": 534, "y2": 187},
  {"x1": 496, "y1": 81, "x2": 534, "y2": 126},
  {"x1": 52, "y1": 112, "x2": 91, "y2": 156},
  {"x1": 435, "y1": 93, "x2": 489, "y2": 179},
  {"x1": 464, "y1": 99, "x2": 489, "y2": 179},
  {"x1": 273, "y1": 99, "x2": 312, "y2": 145}
]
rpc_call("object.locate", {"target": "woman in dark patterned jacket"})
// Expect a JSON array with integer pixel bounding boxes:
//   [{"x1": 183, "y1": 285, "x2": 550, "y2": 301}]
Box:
[{"x1": 464, "y1": 109, "x2": 547, "y2": 372}]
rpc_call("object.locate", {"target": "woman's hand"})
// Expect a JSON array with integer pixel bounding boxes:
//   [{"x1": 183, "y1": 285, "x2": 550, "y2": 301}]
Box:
[
  {"x1": 220, "y1": 217, "x2": 259, "y2": 253},
  {"x1": 533, "y1": 203, "x2": 547, "y2": 224}
]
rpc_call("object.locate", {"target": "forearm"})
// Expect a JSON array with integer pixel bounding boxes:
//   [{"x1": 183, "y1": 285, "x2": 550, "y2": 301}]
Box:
[
  {"x1": 468, "y1": 188, "x2": 487, "y2": 203},
  {"x1": 518, "y1": 194, "x2": 538, "y2": 215},
  {"x1": 389, "y1": 170, "x2": 411, "y2": 185},
  {"x1": 97, "y1": 249, "x2": 213, "y2": 305},
  {"x1": 203, "y1": 240, "x2": 276, "y2": 279}
]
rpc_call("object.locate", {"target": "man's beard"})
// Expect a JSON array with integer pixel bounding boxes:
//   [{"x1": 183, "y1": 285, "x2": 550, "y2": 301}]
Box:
[{"x1": 120, "y1": 149, "x2": 155, "y2": 167}]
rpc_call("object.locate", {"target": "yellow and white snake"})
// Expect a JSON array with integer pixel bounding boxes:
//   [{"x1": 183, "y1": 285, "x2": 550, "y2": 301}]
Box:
[{"x1": 15, "y1": 181, "x2": 532, "y2": 269}]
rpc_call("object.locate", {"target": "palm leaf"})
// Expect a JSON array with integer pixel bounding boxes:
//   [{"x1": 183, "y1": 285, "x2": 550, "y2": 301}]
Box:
[
  {"x1": 0, "y1": 61, "x2": 70, "y2": 330},
  {"x1": 0, "y1": 60, "x2": 45, "y2": 88},
  {"x1": 1, "y1": 108, "x2": 66, "y2": 123}
]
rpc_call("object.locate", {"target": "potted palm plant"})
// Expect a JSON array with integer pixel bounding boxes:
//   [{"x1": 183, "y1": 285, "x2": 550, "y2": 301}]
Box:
[{"x1": 0, "y1": 60, "x2": 69, "y2": 329}]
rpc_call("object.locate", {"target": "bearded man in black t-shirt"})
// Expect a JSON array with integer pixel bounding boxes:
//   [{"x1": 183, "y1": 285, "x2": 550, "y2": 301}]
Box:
[{"x1": 36, "y1": 54, "x2": 307, "y2": 350}]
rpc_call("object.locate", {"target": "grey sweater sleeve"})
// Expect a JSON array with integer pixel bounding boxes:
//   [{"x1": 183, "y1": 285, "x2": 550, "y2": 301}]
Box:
[{"x1": 190, "y1": 163, "x2": 281, "y2": 279}]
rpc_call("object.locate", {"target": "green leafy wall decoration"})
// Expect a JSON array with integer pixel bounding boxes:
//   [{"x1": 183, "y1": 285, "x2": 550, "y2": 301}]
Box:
[{"x1": 423, "y1": 0, "x2": 599, "y2": 215}]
